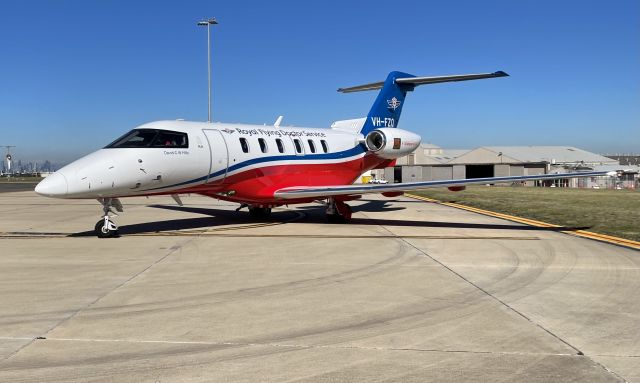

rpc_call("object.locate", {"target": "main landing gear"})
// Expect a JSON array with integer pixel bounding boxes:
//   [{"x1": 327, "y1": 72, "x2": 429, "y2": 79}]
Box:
[
  {"x1": 326, "y1": 198, "x2": 352, "y2": 224},
  {"x1": 248, "y1": 206, "x2": 272, "y2": 218},
  {"x1": 95, "y1": 198, "x2": 123, "y2": 238},
  {"x1": 236, "y1": 204, "x2": 272, "y2": 218}
]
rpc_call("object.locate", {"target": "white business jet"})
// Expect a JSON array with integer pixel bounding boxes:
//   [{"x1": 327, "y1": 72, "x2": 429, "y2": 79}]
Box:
[{"x1": 35, "y1": 70, "x2": 610, "y2": 237}]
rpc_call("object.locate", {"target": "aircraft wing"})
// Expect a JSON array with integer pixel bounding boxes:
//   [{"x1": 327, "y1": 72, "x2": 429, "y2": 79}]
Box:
[{"x1": 274, "y1": 171, "x2": 614, "y2": 199}]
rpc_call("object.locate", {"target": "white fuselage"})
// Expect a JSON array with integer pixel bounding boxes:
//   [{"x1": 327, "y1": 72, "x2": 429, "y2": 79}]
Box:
[{"x1": 35, "y1": 120, "x2": 421, "y2": 202}]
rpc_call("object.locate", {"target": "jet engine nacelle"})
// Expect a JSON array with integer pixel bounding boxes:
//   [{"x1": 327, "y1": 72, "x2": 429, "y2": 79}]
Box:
[{"x1": 364, "y1": 128, "x2": 422, "y2": 160}]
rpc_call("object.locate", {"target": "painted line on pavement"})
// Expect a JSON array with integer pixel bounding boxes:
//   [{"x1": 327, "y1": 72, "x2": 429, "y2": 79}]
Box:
[{"x1": 406, "y1": 193, "x2": 640, "y2": 251}]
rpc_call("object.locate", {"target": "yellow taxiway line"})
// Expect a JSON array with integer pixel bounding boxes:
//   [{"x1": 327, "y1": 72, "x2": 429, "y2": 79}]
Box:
[{"x1": 406, "y1": 193, "x2": 640, "y2": 251}]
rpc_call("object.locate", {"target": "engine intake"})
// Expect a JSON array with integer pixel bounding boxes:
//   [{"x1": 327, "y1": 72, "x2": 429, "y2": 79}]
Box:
[
  {"x1": 363, "y1": 128, "x2": 421, "y2": 159},
  {"x1": 365, "y1": 130, "x2": 386, "y2": 152}
]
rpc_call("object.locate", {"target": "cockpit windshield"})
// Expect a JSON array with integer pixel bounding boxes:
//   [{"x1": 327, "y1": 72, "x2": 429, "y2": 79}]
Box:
[{"x1": 105, "y1": 129, "x2": 189, "y2": 149}]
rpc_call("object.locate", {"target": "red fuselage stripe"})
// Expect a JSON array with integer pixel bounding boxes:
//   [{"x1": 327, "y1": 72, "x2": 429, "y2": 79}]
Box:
[{"x1": 165, "y1": 154, "x2": 384, "y2": 204}]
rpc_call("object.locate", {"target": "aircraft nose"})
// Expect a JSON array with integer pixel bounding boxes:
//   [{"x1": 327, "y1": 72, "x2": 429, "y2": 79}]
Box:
[{"x1": 35, "y1": 172, "x2": 68, "y2": 197}]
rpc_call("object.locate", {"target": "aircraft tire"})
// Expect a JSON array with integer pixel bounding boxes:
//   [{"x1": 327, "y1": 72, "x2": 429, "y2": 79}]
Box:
[
  {"x1": 326, "y1": 213, "x2": 349, "y2": 224},
  {"x1": 95, "y1": 220, "x2": 118, "y2": 238},
  {"x1": 249, "y1": 207, "x2": 272, "y2": 218}
]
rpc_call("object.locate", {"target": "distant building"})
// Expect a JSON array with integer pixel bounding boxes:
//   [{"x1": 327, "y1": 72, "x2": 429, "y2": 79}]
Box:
[
  {"x1": 371, "y1": 144, "x2": 639, "y2": 189},
  {"x1": 604, "y1": 155, "x2": 640, "y2": 167}
]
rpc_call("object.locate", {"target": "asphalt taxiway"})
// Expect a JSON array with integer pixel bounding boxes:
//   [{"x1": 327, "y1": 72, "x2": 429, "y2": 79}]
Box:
[
  {"x1": 0, "y1": 188, "x2": 638, "y2": 382},
  {"x1": 0, "y1": 182, "x2": 40, "y2": 193}
]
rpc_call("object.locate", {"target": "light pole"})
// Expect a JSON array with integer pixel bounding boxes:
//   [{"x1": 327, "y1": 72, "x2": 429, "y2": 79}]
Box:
[
  {"x1": 197, "y1": 18, "x2": 218, "y2": 123},
  {"x1": 2, "y1": 146, "x2": 16, "y2": 177}
]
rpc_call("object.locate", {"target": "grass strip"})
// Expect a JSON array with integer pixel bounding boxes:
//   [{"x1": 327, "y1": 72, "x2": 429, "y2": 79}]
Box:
[{"x1": 413, "y1": 186, "x2": 640, "y2": 242}]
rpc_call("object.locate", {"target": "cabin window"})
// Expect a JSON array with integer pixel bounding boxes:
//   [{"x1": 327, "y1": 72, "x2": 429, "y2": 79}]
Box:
[
  {"x1": 276, "y1": 138, "x2": 285, "y2": 153},
  {"x1": 307, "y1": 139, "x2": 316, "y2": 153},
  {"x1": 105, "y1": 129, "x2": 188, "y2": 149},
  {"x1": 258, "y1": 138, "x2": 268, "y2": 153},
  {"x1": 293, "y1": 139, "x2": 303, "y2": 154},
  {"x1": 320, "y1": 139, "x2": 329, "y2": 153},
  {"x1": 239, "y1": 137, "x2": 249, "y2": 153}
]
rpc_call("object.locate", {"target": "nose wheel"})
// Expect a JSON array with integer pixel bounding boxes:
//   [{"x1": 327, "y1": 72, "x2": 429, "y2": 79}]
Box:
[
  {"x1": 95, "y1": 218, "x2": 118, "y2": 238},
  {"x1": 95, "y1": 198, "x2": 122, "y2": 238}
]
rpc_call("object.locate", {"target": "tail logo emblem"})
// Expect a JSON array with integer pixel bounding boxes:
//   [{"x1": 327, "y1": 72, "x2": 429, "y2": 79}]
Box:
[{"x1": 387, "y1": 97, "x2": 402, "y2": 111}]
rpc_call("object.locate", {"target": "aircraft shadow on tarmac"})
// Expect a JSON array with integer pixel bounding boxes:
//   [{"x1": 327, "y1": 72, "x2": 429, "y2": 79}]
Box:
[
  {"x1": 70, "y1": 200, "x2": 589, "y2": 236},
  {"x1": 292, "y1": 199, "x2": 406, "y2": 213},
  {"x1": 70, "y1": 205, "x2": 297, "y2": 237}
]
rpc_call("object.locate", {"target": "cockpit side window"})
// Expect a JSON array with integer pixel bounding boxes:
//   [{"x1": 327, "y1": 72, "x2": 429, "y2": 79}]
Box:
[
  {"x1": 106, "y1": 129, "x2": 158, "y2": 148},
  {"x1": 151, "y1": 131, "x2": 189, "y2": 148},
  {"x1": 105, "y1": 129, "x2": 188, "y2": 148}
]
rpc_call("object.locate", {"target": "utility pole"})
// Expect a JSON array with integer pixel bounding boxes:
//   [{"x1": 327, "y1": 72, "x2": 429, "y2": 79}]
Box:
[{"x1": 197, "y1": 18, "x2": 218, "y2": 122}]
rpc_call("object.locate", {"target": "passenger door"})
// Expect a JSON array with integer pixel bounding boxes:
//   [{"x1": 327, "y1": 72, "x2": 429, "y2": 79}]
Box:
[{"x1": 202, "y1": 129, "x2": 229, "y2": 184}]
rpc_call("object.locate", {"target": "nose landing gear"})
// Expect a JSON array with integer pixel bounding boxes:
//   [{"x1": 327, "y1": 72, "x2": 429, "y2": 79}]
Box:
[
  {"x1": 326, "y1": 198, "x2": 352, "y2": 224},
  {"x1": 95, "y1": 198, "x2": 123, "y2": 238}
]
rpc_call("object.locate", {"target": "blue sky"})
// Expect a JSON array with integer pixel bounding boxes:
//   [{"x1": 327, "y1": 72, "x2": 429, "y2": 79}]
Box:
[{"x1": 1, "y1": 0, "x2": 638, "y2": 163}]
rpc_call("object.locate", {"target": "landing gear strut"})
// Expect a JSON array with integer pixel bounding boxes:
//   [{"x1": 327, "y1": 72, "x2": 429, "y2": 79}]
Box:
[
  {"x1": 95, "y1": 198, "x2": 122, "y2": 238},
  {"x1": 326, "y1": 198, "x2": 352, "y2": 224}
]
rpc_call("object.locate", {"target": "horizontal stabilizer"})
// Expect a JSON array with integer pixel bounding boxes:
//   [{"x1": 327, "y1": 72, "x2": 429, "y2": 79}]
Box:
[{"x1": 338, "y1": 71, "x2": 508, "y2": 93}]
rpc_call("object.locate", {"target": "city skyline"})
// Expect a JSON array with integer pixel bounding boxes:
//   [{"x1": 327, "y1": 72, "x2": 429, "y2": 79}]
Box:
[{"x1": 1, "y1": 158, "x2": 57, "y2": 174}]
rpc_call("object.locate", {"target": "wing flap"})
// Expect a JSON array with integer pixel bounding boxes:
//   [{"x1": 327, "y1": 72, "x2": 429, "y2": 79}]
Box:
[{"x1": 274, "y1": 171, "x2": 611, "y2": 199}]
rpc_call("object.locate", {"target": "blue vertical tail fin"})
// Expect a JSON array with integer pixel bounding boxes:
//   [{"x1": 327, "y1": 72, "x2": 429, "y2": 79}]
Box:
[{"x1": 362, "y1": 71, "x2": 415, "y2": 135}]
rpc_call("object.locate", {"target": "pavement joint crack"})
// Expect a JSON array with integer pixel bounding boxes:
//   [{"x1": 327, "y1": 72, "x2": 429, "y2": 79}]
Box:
[
  {"x1": 360, "y1": 209, "x2": 586, "y2": 356},
  {"x1": 367, "y1": 200, "x2": 630, "y2": 383},
  {"x1": 0, "y1": 237, "x2": 195, "y2": 365},
  {"x1": 2, "y1": 336, "x2": 585, "y2": 358}
]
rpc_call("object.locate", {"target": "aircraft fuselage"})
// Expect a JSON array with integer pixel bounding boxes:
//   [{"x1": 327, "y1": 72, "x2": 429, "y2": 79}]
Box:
[{"x1": 36, "y1": 120, "x2": 419, "y2": 205}]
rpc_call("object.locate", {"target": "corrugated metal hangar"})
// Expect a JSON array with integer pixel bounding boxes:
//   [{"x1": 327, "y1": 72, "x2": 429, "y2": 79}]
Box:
[{"x1": 369, "y1": 144, "x2": 638, "y2": 188}]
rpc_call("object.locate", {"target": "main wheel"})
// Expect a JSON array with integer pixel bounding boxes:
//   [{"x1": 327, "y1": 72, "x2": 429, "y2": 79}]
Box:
[
  {"x1": 95, "y1": 219, "x2": 118, "y2": 238},
  {"x1": 326, "y1": 213, "x2": 348, "y2": 224},
  {"x1": 248, "y1": 207, "x2": 272, "y2": 218},
  {"x1": 326, "y1": 202, "x2": 352, "y2": 224}
]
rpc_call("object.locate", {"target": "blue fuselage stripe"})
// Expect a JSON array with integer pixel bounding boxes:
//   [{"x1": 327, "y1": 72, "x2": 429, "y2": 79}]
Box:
[{"x1": 141, "y1": 144, "x2": 367, "y2": 192}]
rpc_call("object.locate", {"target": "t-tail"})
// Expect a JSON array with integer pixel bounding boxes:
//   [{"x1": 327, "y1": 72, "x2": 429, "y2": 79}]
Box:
[{"x1": 338, "y1": 70, "x2": 509, "y2": 135}]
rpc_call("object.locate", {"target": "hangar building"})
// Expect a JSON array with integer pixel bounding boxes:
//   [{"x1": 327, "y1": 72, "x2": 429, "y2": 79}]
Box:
[{"x1": 370, "y1": 144, "x2": 638, "y2": 189}]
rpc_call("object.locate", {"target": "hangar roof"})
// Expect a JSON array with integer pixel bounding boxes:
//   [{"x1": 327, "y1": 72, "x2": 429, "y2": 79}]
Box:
[
  {"x1": 447, "y1": 146, "x2": 617, "y2": 165},
  {"x1": 396, "y1": 143, "x2": 469, "y2": 165},
  {"x1": 428, "y1": 149, "x2": 469, "y2": 163}
]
